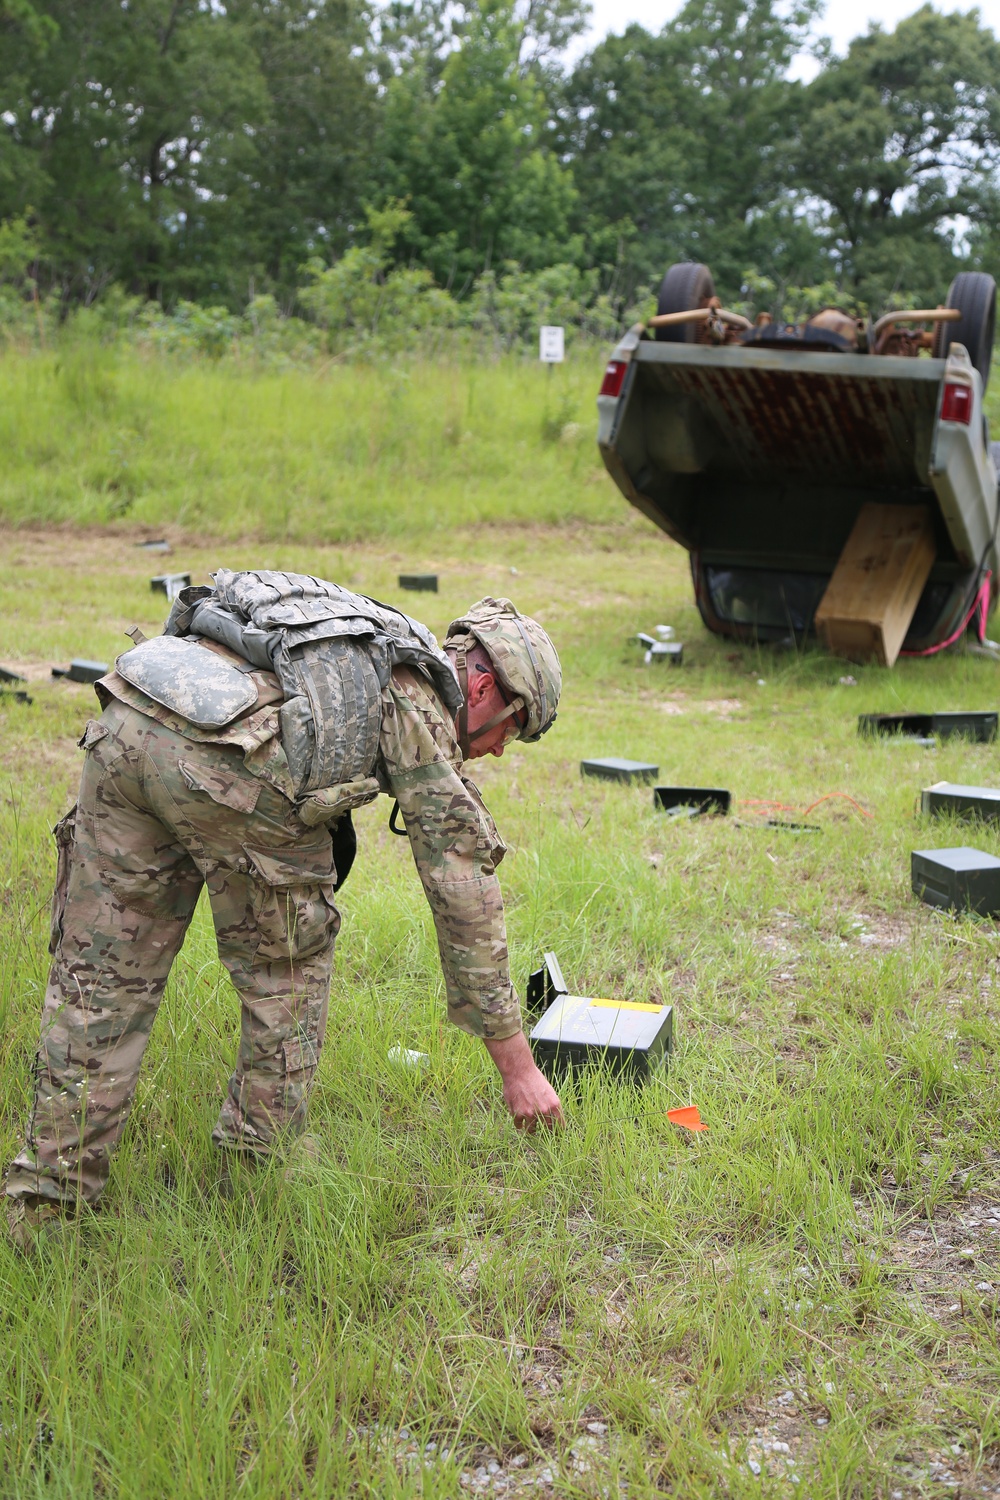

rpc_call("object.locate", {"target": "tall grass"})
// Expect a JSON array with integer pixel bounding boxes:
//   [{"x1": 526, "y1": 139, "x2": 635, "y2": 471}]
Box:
[
  {"x1": 3, "y1": 507, "x2": 1000, "y2": 1495},
  {"x1": 0, "y1": 347, "x2": 609, "y2": 542}
]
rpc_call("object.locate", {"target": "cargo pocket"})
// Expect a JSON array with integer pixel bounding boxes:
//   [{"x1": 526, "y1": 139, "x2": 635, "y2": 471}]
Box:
[
  {"x1": 281, "y1": 1026, "x2": 321, "y2": 1121},
  {"x1": 245, "y1": 843, "x2": 339, "y2": 963},
  {"x1": 49, "y1": 805, "x2": 78, "y2": 955},
  {"x1": 283, "y1": 1030, "x2": 318, "y2": 1076},
  {"x1": 179, "y1": 758, "x2": 261, "y2": 815}
]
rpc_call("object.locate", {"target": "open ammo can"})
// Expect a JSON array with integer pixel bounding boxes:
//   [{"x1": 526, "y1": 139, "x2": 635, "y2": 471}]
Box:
[
  {"x1": 526, "y1": 949, "x2": 672, "y2": 1082},
  {"x1": 531, "y1": 993, "x2": 673, "y2": 1082},
  {"x1": 653, "y1": 786, "x2": 730, "y2": 816},
  {"x1": 860, "y1": 711, "x2": 997, "y2": 742}
]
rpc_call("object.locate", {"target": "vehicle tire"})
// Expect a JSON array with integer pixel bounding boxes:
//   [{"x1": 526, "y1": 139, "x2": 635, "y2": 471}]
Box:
[
  {"x1": 931, "y1": 271, "x2": 996, "y2": 391},
  {"x1": 655, "y1": 262, "x2": 715, "y2": 343}
]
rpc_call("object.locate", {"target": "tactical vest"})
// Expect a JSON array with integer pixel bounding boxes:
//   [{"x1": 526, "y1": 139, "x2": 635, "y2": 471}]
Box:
[{"x1": 120, "y1": 570, "x2": 462, "y2": 819}]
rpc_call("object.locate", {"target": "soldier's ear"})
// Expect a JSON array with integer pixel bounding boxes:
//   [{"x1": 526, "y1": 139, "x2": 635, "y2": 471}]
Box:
[{"x1": 468, "y1": 668, "x2": 495, "y2": 707}]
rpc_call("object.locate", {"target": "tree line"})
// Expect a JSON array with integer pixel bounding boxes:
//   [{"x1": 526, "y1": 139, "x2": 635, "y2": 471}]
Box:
[{"x1": 2, "y1": 0, "x2": 1000, "y2": 325}]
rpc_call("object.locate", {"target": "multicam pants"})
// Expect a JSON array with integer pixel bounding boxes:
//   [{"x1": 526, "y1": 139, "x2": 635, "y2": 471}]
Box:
[{"x1": 5, "y1": 699, "x2": 341, "y2": 1207}]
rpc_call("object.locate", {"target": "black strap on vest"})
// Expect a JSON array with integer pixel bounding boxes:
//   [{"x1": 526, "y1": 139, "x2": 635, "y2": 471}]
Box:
[{"x1": 388, "y1": 799, "x2": 408, "y2": 836}]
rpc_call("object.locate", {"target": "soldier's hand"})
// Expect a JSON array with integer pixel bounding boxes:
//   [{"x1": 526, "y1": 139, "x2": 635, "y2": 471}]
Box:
[{"x1": 483, "y1": 1032, "x2": 565, "y2": 1132}]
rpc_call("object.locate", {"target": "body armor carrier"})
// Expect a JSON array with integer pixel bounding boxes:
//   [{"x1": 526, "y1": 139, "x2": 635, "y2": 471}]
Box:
[{"x1": 163, "y1": 570, "x2": 462, "y2": 811}]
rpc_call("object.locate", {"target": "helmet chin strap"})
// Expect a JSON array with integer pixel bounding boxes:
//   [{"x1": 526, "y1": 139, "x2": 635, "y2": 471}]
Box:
[
  {"x1": 469, "y1": 699, "x2": 524, "y2": 741},
  {"x1": 456, "y1": 642, "x2": 471, "y2": 760},
  {"x1": 454, "y1": 640, "x2": 524, "y2": 759}
]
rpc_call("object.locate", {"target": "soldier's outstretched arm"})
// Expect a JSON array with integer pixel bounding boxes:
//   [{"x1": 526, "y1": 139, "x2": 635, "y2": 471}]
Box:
[{"x1": 380, "y1": 668, "x2": 564, "y2": 1128}]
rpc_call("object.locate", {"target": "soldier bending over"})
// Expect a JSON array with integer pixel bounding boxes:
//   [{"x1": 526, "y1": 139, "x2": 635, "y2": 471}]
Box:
[{"x1": 5, "y1": 572, "x2": 564, "y2": 1248}]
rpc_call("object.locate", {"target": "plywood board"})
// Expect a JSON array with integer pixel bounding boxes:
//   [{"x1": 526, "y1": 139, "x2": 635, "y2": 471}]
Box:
[{"x1": 813, "y1": 503, "x2": 935, "y2": 666}]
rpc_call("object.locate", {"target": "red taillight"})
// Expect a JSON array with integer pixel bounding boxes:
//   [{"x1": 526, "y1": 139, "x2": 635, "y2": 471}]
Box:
[
  {"x1": 599, "y1": 360, "x2": 628, "y2": 398},
  {"x1": 941, "y1": 382, "x2": 973, "y2": 424}
]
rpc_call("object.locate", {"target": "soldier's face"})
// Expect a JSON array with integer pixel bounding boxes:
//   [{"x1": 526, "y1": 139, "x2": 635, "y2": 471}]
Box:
[{"x1": 464, "y1": 670, "x2": 523, "y2": 759}]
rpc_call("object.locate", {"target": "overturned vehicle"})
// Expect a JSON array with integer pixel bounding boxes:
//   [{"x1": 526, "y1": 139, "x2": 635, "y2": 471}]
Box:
[{"x1": 597, "y1": 263, "x2": 999, "y2": 664}]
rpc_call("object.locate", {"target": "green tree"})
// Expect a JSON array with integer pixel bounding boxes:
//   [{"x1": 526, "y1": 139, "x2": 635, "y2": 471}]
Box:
[
  {"x1": 374, "y1": 0, "x2": 582, "y2": 288},
  {"x1": 0, "y1": 0, "x2": 374, "y2": 305},
  {"x1": 0, "y1": 0, "x2": 268, "y2": 300},
  {"x1": 794, "y1": 6, "x2": 1000, "y2": 305},
  {"x1": 561, "y1": 0, "x2": 824, "y2": 299},
  {"x1": 0, "y1": 0, "x2": 57, "y2": 216},
  {"x1": 219, "y1": 0, "x2": 375, "y2": 301}
]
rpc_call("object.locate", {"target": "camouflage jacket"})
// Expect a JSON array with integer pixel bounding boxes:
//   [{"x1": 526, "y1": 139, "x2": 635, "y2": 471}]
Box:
[{"x1": 96, "y1": 642, "x2": 521, "y2": 1040}]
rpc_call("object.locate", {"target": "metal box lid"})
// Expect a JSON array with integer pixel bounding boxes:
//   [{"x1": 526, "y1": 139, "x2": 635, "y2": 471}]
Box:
[
  {"x1": 581, "y1": 757, "x2": 659, "y2": 782},
  {"x1": 530, "y1": 992, "x2": 673, "y2": 1054},
  {"x1": 922, "y1": 781, "x2": 1000, "y2": 809},
  {"x1": 525, "y1": 951, "x2": 568, "y2": 1018},
  {"x1": 912, "y1": 846, "x2": 1000, "y2": 873}
]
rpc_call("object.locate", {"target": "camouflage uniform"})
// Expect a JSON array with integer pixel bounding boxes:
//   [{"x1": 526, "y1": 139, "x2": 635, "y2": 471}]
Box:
[{"x1": 6, "y1": 642, "x2": 516, "y2": 1209}]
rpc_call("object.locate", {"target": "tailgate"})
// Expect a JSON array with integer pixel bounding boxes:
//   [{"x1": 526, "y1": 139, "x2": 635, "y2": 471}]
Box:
[{"x1": 629, "y1": 343, "x2": 941, "y2": 486}]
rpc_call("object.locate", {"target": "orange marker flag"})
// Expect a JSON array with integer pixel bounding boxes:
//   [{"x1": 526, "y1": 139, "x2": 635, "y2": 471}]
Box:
[{"x1": 667, "y1": 1105, "x2": 708, "y2": 1132}]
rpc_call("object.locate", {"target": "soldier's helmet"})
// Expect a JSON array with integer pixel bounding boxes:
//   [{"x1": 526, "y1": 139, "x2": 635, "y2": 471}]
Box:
[{"x1": 445, "y1": 597, "x2": 561, "y2": 742}]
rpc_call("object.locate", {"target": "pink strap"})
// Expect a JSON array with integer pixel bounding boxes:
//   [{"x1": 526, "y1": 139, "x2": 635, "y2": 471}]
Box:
[{"x1": 899, "y1": 570, "x2": 992, "y2": 657}]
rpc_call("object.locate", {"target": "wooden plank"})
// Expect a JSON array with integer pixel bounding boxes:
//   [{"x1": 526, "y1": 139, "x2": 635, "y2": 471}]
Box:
[{"x1": 813, "y1": 503, "x2": 936, "y2": 666}]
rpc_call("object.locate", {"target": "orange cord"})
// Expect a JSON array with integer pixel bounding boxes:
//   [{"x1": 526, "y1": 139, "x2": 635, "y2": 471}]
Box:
[
  {"x1": 738, "y1": 791, "x2": 873, "y2": 821},
  {"x1": 800, "y1": 792, "x2": 873, "y2": 820}
]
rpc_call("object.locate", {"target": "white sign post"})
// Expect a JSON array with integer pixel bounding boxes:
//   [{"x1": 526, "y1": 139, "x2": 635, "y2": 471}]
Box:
[{"x1": 539, "y1": 325, "x2": 565, "y2": 363}]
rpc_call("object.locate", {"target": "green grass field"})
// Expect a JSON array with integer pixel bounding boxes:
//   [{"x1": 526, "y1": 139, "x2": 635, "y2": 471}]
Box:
[
  {"x1": 2, "y1": 349, "x2": 1000, "y2": 1498},
  {"x1": 0, "y1": 348, "x2": 608, "y2": 541}
]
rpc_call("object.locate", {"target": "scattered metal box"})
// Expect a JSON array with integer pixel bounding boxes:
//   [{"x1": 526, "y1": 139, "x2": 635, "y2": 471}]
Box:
[
  {"x1": 859, "y1": 712, "x2": 933, "y2": 738},
  {"x1": 0, "y1": 688, "x2": 32, "y2": 704},
  {"x1": 653, "y1": 786, "x2": 730, "y2": 816},
  {"x1": 929, "y1": 711, "x2": 997, "y2": 742},
  {"x1": 51, "y1": 660, "x2": 109, "y2": 684},
  {"x1": 399, "y1": 574, "x2": 438, "y2": 592},
  {"x1": 912, "y1": 846, "x2": 1000, "y2": 916},
  {"x1": 151, "y1": 572, "x2": 191, "y2": 596},
  {"x1": 637, "y1": 633, "x2": 683, "y2": 665},
  {"x1": 530, "y1": 991, "x2": 673, "y2": 1082},
  {"x1": 921, "y1": 781, "x2": 1000, "y2": 822},
  {"x1": 0, "y1": 665, "x2": 26, "y2": 684},
  {"x1": 525, "y1": 951, "x2": 568, "y2": 1017},
  {"x1": 859, "y1": 711, "x2": 997, "y2": 742},
  {"x1": 136, "y1": 539, "x2": 171, "y2": 553},
  {"x1": 581, "y1": 757, "x2": 659, "y2": 783}
]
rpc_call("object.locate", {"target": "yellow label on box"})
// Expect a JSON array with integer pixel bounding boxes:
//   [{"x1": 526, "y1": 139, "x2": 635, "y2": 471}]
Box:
[{"x1": 589, "y1": 999, "x2": 664, "y2": 1014}]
